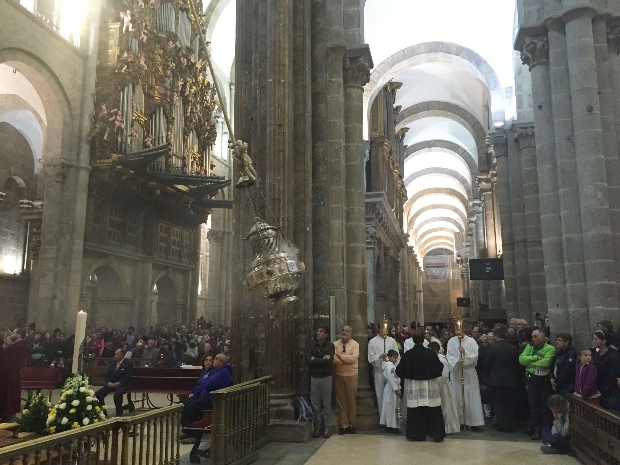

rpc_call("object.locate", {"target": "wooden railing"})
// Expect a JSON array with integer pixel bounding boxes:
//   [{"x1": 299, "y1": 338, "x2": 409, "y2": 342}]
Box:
[
  {"x1": 568, "y1": 394, "x2": 620, "y2": 465},
  {"x1": 210, "y1": 376, "x2": 273, "y2": 465},
  {"x1": 0, "y1": 405, "x2": 183, "y2": 465}
]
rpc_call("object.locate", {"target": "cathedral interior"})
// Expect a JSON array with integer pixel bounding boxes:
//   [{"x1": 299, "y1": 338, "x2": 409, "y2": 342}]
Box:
[{"x1": 1, "y1": 0, "x2": 620, "y2": 444}]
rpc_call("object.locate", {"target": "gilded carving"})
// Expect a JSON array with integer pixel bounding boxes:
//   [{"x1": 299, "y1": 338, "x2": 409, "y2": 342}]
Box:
[{"x1": 90, "y1": 0, "x2": 218, "y2": 174}]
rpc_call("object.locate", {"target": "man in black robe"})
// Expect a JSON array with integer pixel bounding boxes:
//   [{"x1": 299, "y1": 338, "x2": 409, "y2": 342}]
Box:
[{"x1": 396, "y1": 332, "x2": 445, "y2": 442}]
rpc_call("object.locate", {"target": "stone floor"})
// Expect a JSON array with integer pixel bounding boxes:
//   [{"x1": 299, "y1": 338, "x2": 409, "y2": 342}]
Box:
[
  {"x1": 177, "y1": 427, "x2": 581, "y2": 465},
  {"x1": 32, "y1": 391, "x2": 581, "y2": 465}
]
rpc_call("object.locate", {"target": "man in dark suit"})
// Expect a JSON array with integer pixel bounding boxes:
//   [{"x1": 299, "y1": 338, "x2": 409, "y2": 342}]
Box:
[
  {"x1": 483, "y1": 326, "x2": 521, "y2": 432},
  {"x1": 95, "y1": 348, "x2": 134, "y2": 416}
]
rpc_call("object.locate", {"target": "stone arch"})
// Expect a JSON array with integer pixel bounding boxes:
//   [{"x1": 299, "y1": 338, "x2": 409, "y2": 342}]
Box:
[
  {"x1": 411, "y1": 216, "x2": 465, "y2": 239},
  {"x1": 204, "y1": 0, "x2": 234, "y2": 43},
  {"x1": 405, "y1": 140, "x2": 478, "y2": 177},
  {"x1": 0, "y1": 101, "x2": 46, "y2": 173},
  {"x1": 405, "y1": 188, "x2": 469, "y2": 216},
  {"x1": 153, "y1": 274, "x2": 179, "y2": 325},
  {"x1": 365, "y1": 41, "x2": 503, "y2": 132},
  {"x1": 4, "y1": 176, "x2": 27, "y2": 198},
  {"x1": 421, "y1": 244, "x2": 455, "y2": 258},
  {"x1": 0, "y1": 49, "x2": 72, "y2": 163},
  {"x1": 418, "y1": 234, "x2": 455, "y2": 252},
  {"x1": 416, "y1": 227, "x2": 459, "y2": 247},
  {"x1": 404, "y1": 167, "x2": 472, "y2": 199},
  {"x1": 81, "y1": 263, "x2": 132, "y2": 327},
  {"x1": 407, "y1": 204, "x2": 468, "y2": 234},
  {"x1": 396, "y1": 101, "x2": 488, "y2": 169}
]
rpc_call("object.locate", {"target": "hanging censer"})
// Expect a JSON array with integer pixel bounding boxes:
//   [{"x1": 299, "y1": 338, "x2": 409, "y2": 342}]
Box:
[{"x1": 187, "y1": 0, "x2": 305, "y2": 308}]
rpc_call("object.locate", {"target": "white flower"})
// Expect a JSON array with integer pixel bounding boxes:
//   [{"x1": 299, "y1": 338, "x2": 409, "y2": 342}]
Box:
[
  {"x1": 89, "y1": 390, "x2": 95, "y2": 396},
  {"x1": 99, "y1": 413, "x2": 105, "y2": 420},
  {"x1": 58, "y1": 403, "x2": 67, "y2": 410},
  {"x1": 86, "y1": 405, "x2": 92, "y2": 411},
  {"x1": 79, "y1": 387, "x2": 86, "y2": 393},
  {"x1": 61, "y1": 417, "x2": 68, "y2": 425},
  {"x1": 82, "y1": 417, "x2": 90, "y2": 425},
  {"x1": 65, "y1": 390, "x2": 73, "y2": 395},
  {"x1": 22, "y1": 409, "x2": 29, "y2": 414},
  {"x1": 71, "y1": 400, "x2": 80, "y2": 407},
  {"x1": 46, "y1": 402, "x2": 52, "y2": 407},
  {"x1": 46, "y1": 416, "x2": 54, "y2": 426},
  {"x1": 85, "y1": 396, "x2": 93, "y2": 403}
]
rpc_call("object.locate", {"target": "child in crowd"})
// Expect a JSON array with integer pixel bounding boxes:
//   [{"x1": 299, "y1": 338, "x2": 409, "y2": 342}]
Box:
[
  {"x1": 574, "y1": 348, "x2": 601, "y2": 406},
  {"x1": 380, "y1": 349, "x2": 401, "y2": 434},
  {"x1": 541, "y1": 394, "x2": 570, "y2": 454}
]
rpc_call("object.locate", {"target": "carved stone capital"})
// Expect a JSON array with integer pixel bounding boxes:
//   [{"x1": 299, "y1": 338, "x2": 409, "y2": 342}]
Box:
[
  {"x1": 395, "y1": 127, "x2": 409, "y2": 143},
  {"x1": 512, "y1": 123, "x2": 536, "y2": 148},
  {"x1": 385, "y1": 81, "x2": 403, "y2": 103},
  {"x1": 343, "y1": 45, "x2": 374, "y2": 87},
  {"x1": 520, "y1": 35, "x2": 549, "y2": 70},
  {"x1": 476, "y1": 175, "x2": 493, "y2": 193}
]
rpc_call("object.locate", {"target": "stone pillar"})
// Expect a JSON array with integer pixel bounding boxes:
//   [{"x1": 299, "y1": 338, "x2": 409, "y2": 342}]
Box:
[
  {"x1": 491, "y1": 131, "x2": 519, "y2": 321},
  {"x1": 513, "y1": 124, "x2": 547, "y2": 322},
  {"x1": 520, "y1": 33, "x2": 569, "y2": 334},
  {"x1": 562, "y1": 4, "x2": 619, "y2": 330},
  {"x1": 343, "y1": 45, "x2": 377, "y2": 431},
  {"x1": 508, "y1": 125, "x2": 531, "y2": 320},
  {"x1": 473, "y1": 200, "x2": 489, "y2": 310},
  {"x1": 593, "y1": 15, "x2": 620, "y2": 302},
  {"x1": 32, "y1": 0, "x2": 101, "y2": 330},
  {"x1": 479, "y1": 180, "x2": 502, "y2": 311},
  {"x1": 547, "y1": 19, "x2": 588, "y2": 343},
  {"x1": 365, "y1": 227, "x2": 377, "y2": 324}
]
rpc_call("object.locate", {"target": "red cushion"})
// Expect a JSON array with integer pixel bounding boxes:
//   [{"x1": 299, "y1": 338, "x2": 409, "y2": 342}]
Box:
[{"x1": 189, "y1": 417, "x2": 212, "y2": 429}]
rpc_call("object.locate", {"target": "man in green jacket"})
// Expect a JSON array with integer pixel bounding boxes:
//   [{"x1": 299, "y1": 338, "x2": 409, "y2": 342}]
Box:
[{"x1": 519, "y1": 329, "x2": 555, "y2": 440}]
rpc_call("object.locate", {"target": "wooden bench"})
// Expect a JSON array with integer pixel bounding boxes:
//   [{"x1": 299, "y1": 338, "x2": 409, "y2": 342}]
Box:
[
  {"x1": 19, "y1": 367, "x2": 63, "y2": 399},
  {"x1": 130, "y1": 367, "x2": 202, "y2": 408}
]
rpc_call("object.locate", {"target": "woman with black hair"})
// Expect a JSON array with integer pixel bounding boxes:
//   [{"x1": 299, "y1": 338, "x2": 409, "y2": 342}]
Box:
[{"x1": 592, "y1": 329, "x2": 620, "y2": 412}]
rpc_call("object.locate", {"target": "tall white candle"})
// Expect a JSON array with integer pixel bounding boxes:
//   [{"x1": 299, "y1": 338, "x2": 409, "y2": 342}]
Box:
[{"x1": 72, "y1": 310, "x2": 88, "y2": 374}]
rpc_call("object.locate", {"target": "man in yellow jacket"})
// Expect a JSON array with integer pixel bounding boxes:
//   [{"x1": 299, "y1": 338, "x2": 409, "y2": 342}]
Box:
[
  {"x1": 519, "y1": 329, "x2": 555, "y2": 440},
  {"x1": 333, "y1": 325, "x2": 359, "y2": 435}
]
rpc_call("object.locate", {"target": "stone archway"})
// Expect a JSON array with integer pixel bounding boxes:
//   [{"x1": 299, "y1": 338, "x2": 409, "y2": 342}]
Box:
[
  {"x1": 153, "y1": 275, "x2": 179, "y2": 325},
  {"x1": 85, "y1": 265, "x2": 132, "y2": 328}
]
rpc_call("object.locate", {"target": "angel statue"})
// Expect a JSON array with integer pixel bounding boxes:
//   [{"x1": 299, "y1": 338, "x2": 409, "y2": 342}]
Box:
[{"x1": 229, "y1": 140, "x2": 257, "y2": 187}]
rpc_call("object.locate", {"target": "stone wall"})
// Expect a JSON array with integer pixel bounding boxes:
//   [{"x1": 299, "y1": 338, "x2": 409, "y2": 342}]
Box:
[{"x1": 0, "y1": 274, "x2": 29, "y2": 328}]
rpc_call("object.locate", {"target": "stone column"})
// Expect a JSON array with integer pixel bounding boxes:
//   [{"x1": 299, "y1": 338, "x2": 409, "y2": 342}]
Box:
[
  {"x1": 491, "y1": 130, "x2": 519, "y2": 321},
  {"x1": 365, "y1": 227, "x2": 377, "y2": 324},
  {"x1": 473, "y1": 200, "x2": 489, "y2": 309},
  {"x1": 562, "y1": 4, "x2": 619, "y2": 329},
  {"x1": 520, "y1": 33, "x2": 569, "y2": 334},
  {"x1": 607, "y1": 22, "x2": 620, "y2": 156},
  {"x1": 547, "y1": 18, "x2": 588, "y2": 343},
  {"x1": 343, "y1": 45, "x2": 377, "y2": 430},
  {"x1": 513, "y1": 124, "x2": 547, "y2": 322},
  {"x1": 508, "y1": 125, "x2": 531, "y2": 320},
  {"x1": 593, "y1": 15, "x2": 620, "y2": 300},
  {"x1": 479, "y1": 180, "x2": 502, "y2": 311}
]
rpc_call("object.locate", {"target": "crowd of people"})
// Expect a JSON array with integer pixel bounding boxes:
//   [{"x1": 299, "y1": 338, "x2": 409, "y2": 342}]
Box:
[
  {"x1": 0, "y1": 319, "x2": 231, "y2": 421},
  {"x1": 309, "y1": 317, "x2": 620, "y2": 455}
]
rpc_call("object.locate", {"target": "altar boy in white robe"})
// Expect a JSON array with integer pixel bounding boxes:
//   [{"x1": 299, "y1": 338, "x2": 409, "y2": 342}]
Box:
[
  {"x1": 368, "y1": 329, "x2": 399, "y2": 409},
  {"x1": 446, "y1": 334, "x2": 485, "y2": 430},
  {"x1": 380, "y1": 349, "x2": 401, "y2": 434},
  {"x1": 429, "y1": 341, "x2": 460, "y2": 434}
]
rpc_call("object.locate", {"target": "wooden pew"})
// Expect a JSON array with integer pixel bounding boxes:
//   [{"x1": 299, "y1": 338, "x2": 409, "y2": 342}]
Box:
[
  {"x1": 19, "y1": 367, "x2": 63, "y2": 399},
  {"x1": 130, "y1": 367, "x2": 201, "y2": 408}
]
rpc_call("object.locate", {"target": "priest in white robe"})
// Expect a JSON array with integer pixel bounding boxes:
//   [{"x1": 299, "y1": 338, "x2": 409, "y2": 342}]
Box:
[
  {"x1": 368, "y1": 331, "x2": 399, "y2": 409},
  {"x1": 380, "y1": 349, "x2": 401, "y2": 433},
  {"x1": 446, "y1": 334, "x2": 485, "y2": 429},
  {"x1": 428, "y1": 341, "x2": 460, "y2": 434}
]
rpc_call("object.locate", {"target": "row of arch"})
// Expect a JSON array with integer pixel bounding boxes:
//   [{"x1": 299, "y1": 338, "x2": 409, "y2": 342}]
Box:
[{"x1": 365, "y1": 41, "x2": 503, "y2": 261}]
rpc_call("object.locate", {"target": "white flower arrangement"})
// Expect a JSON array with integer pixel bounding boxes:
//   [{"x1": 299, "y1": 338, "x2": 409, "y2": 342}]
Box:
[{"x1": 46, "y1": 374, "x2": 106, "y2": 435}]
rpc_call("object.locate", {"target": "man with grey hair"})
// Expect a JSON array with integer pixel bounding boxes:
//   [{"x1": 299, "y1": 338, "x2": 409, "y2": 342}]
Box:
[{"x1": 519, "y1": 329, "x2": 554, "y2": 440}]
